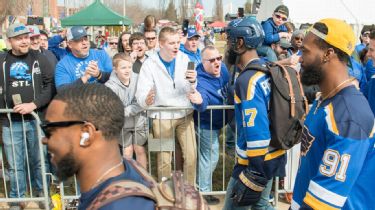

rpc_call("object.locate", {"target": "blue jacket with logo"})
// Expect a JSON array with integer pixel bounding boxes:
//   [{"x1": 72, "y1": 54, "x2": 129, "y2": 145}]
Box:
[
  {"x1": 192, "y1": 63, "x2": 229, "y2": 130},
  {"x1": 261, "y1": 18, "x2": 288, "y2": 46},
  {"x1": 55, "y1": 49, "x2": 112, "y2": 89}
]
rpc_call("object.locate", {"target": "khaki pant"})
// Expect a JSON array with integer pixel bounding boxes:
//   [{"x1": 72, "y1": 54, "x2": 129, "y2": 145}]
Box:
[{"x1": 152, "y1": 114, "x2": 197, "y2": 185}]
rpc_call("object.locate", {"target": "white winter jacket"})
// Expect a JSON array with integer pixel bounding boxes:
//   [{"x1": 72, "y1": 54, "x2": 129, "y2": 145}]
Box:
[{"x1": 136, "y1": 52, "x2": 195, "y2": 119}]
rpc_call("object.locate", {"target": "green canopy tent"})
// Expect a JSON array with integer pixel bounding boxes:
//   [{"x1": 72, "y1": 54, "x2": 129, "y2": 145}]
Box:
[{"x1": 61, "y1": 0, "x2": 132, "y2": 26}]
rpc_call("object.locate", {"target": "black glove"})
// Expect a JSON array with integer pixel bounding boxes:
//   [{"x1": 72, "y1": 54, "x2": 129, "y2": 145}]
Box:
[{"x1": 231, "y1": 169, "x2": 268, "y2": 206}]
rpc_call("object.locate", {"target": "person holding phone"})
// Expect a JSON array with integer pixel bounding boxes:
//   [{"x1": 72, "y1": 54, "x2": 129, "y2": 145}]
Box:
[
  {"x1": 136, "y1": 27, "x2": 197, "y2": 186},
  {"x1": 188, "y1": 46, "x2": 229, "y2": 204}
]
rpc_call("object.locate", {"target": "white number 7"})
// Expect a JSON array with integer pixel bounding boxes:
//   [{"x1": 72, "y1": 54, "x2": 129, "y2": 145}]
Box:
[
  {"x1": 243, "y1": 108, "x2": 257, "y2": 127},
  {"x1": 319, "y1": 149, "x2": 350, "y2": 182}
]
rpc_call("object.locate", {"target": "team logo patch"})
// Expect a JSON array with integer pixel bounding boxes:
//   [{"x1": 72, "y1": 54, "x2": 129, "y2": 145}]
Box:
[
  {"x1": 300, "y1": 125, "x2": 315, "y2": 156},
  {"x1": 10, "y1": 62, "x2": 31, "y2": 80}
]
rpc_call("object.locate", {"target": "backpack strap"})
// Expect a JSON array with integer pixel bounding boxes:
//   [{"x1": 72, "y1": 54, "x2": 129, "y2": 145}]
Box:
[
  {"x1": 273, "y1": 63, "x2": 296, "y2": 117},
  {"x1": 87, "y1": 180, "x2": 156, "y2": 210},
  {"x1": 295, "y1": 71, "x2": 310, "y2": 114}
]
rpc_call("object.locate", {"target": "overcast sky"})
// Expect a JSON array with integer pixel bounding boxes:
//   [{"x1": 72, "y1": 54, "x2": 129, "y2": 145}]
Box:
[{"x1": 57, "y1": 0, "x2": 248, "y2": 17}]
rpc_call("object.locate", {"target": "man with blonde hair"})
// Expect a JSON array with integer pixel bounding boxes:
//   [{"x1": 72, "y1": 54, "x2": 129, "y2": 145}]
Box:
[{"x1": 136, "y1": 27, "x2": 197, "y2": 185}]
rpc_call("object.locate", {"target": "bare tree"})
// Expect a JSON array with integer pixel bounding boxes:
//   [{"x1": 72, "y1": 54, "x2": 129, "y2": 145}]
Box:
[
  {"x1": 0, "y1": 0, "x2": 31, "y2": 32},
  {"x1": 164, "y1": 0, "x2": 177, "y2": 21},
  {"x1": 180, "y1": 0, "x2": 188, "y2": 22},
  {"x1": 214, "y1": 0, "x2": 223, "y2": 21}
]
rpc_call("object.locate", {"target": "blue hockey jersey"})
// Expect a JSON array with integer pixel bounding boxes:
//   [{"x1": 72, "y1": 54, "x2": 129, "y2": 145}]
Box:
[
  {"x1": 232, "y1": 59, "x2": 286, "y2": 179},
  {"x1": 291, "y1": 85, "x2": 375, "y2": 210}
]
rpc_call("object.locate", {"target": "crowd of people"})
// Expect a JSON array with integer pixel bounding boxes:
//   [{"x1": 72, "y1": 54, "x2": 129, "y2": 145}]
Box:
[{"x1": 0, "y1": 4, "x2": 375, "y2": 210}]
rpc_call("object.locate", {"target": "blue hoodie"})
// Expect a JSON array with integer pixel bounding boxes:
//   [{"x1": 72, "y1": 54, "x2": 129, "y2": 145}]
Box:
[
  {"x1": 193, "y1": 63, "x2": 229, "y2": 130},
  {"x1": 261, "y1": 18, "x2": 288, "y2": 46},
  {"x1": 179, "y1": 43, "x2": 201, "y2": 67}
]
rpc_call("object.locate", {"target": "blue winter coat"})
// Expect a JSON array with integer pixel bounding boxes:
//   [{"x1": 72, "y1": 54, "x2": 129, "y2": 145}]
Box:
[
  {"x1": 261, "y1": 18, "x2": 288, "y2": 46},
  {"x1": 192, "y1": 63, "x2": 230, "y2": 130}
]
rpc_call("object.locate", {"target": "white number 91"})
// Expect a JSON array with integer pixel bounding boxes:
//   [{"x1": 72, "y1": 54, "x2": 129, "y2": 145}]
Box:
[{"x1": 319, "y1": 149, "x2": 350, "y2": 182}]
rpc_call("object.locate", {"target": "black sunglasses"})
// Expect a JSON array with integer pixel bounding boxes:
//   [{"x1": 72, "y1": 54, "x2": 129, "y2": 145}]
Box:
[
  {"x1": 109, "y1": 42, "x2": 117, "y2": 45},
  {"x1": 146, "y1": 37, "x2": 156, "y2": 41},
  {"x1": 40, "y1": 121, "x2": 86, "y2": 139},
  {"x1": 204, "y1": 56, "x2": 222, "y2": 63}
]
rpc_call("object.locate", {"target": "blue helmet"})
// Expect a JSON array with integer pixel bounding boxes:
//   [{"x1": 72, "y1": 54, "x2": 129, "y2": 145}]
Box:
[{"x1": 226, "y1": 17, "x2": 264, "y2": 49}]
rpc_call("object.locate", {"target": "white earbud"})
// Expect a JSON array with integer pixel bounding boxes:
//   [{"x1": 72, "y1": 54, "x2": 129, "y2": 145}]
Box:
[{"x1": 80, "y1": 132, "x2": 90, "y2": 146}]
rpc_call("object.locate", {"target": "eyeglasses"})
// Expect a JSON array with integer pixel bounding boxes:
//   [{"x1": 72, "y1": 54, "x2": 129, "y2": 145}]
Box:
[
  {"x1": 294, "y1": 37, "x2": 303, "y2": 41},
  {"x1": 109, "y1": 42, "x2": 117, "y2": 45},
  {"x1": 40, "y1": 121, "x2": 86, "y2": 139},
  {"x1": 204, "y1": 56, "x2": 222, "y2": 63},
  {"x1": 146, "y1": 37, "x2": 156, "y2": 41},
  {"x1": 274, "y1": 14, "x2": 287, "y2": 21},
  {"x1": 132, "y1": 42, "x2": 146, "y2": 46}
]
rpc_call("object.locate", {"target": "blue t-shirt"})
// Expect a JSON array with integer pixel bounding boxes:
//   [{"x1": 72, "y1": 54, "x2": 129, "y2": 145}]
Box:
[
  {"x1": 158, "y1": 52, "x2": 176, "y2": 80},
  {"x1": 78, "y1": 159, "x2": 155, "y2": 210},
  {"x1": 55, "y1": 49, "x2": 112, "y2": 88}
]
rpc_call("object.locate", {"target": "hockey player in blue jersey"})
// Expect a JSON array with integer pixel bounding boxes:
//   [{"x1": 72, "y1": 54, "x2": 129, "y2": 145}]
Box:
[
  {"x1": 223, "y1": 17, "x2": 287, "y2": 210},
  {"x1": 292, "y1": 18, "x2": 375, "y2": 210}
]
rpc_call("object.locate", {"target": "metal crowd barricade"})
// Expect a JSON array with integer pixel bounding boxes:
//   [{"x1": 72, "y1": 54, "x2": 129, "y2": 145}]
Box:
[
  {"x1": 54, "y1": 105, "x2": 301, "y2": 209},
  {"x1": 146, "y1": 105, "x2": 237, "y2": 195},
  {"x1": 0, "y1": 109, "x2": 49, "y2": 209}
]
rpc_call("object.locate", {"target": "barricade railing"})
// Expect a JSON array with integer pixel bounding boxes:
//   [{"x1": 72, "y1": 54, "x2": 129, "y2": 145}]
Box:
[
  {"x1": 145, "y1": 105, "x2": 236, "y2": 195},
  {"x1": 0, "y1": 109, "x2": 49, "y2": 209},
  {"x1": 55, "y1": 105, "x2": 300, "y2": 208}
]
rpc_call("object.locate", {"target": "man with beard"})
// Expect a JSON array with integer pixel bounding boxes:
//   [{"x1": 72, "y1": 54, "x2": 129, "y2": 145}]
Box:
[
  {"x1": 129, "y1": 32, "x2": 148, "y2": 74},
  {"x1": 104, "y1": 36, "x2": 119, "y2": 58},
  {"x1": 0, "y1": 23, "x2": 54, "y2": 209},
  {"x1": 223, "y1": 17, "x2": 285, "y2": 210},
  {"x1": 42, "y1": 84, "x2": 154, "y2": 210},
  {"x1": 291, "y1": 19, "x2": 375, "y2": 210}
]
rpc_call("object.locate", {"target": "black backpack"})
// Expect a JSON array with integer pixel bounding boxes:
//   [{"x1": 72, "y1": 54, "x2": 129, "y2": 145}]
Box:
[{"x1": 245, "y1": 62, "x2": 309, "y2": 150}]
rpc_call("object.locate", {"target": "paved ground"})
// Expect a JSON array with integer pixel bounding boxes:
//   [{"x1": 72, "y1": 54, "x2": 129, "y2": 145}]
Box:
[{"x1": 207, "y1": 195, "x2": 290, "y2": 210}]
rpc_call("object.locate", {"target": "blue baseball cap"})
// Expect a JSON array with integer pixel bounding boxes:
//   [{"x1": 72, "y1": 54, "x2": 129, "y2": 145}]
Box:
[
  {"x1": 66, "y1": 26, "x2": 88, "y2": 41},
  {"x1": 187, "y1": 27, "x2": 200, "y2": 39}
]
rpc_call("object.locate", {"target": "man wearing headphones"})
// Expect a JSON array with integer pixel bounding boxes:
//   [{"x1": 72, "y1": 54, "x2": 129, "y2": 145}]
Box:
[
  {"x1": 223, "y1": 17, "x2": 286, "y2": 210},
  {"x1": 42, "y1": 84, "x2": 154, "y2": 209}
]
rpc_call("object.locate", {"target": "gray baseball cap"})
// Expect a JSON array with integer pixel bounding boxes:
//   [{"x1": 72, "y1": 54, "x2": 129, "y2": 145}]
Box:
[
  {"x1": 279, "y1": 38, "x2": 292, "y2": 49},
  {"x1": 66, "y1": 26, "x2": 88, "y2": 41},
  {"x1": 6, "y1": 23, "x2": 30, "y2": 38}
]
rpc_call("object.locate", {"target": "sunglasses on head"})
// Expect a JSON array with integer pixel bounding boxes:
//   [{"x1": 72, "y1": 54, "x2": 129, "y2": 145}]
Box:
[
  {"x1": 146, "y1": 37, "x2": 156, "y2": 41},
  {"x1": 274, "y1": 14, "x2": 288, "y2": 21},
  {"x1": 204, "y1": 56, "x2": 222, "y2": 63},
  {"x1": 363, "y1": 32, "x2": 370, "y2": 37},
  {"x1": 41, "y1": 121, "x2": 86, "y2": 139}
]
